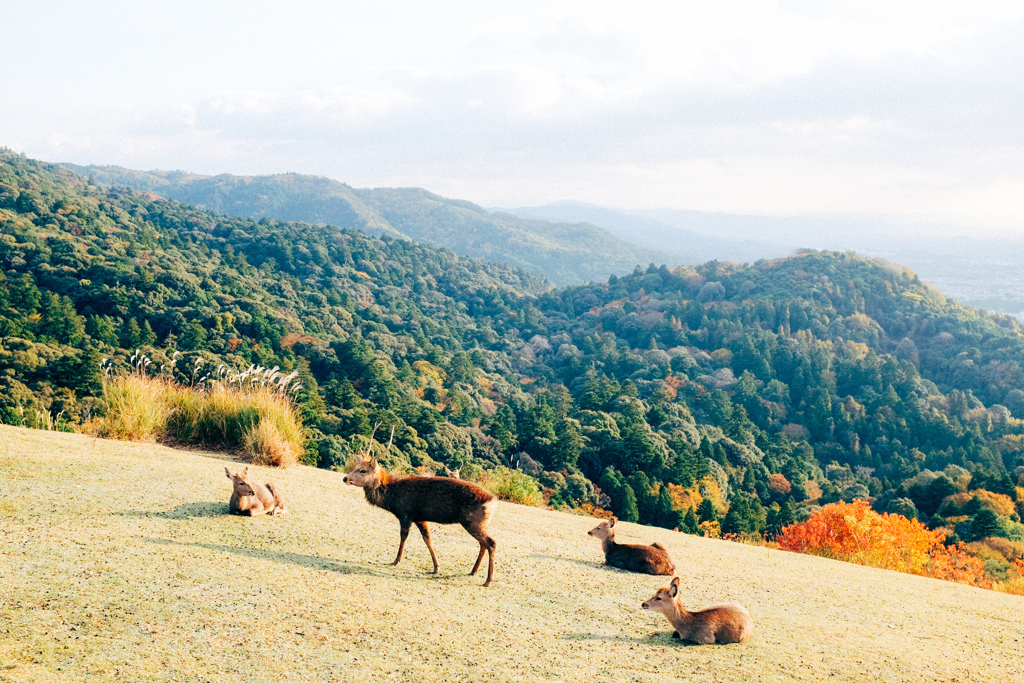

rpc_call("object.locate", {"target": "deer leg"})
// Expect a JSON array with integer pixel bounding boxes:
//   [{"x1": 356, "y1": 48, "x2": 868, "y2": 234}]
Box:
[
  {"x1": 463, "y1": 521, "x2": 486, "y2": 575},
  {"x1": 483, "y1": 536, "x2": 495, "y2": 587},
  {"x1": 415, "y1": 522, "x2": 440, "y2": 573},
  {"x1": 462, "y1": 504, "x2": 497, "y2": 586},
  {"x1": 265, "y1": 483, "x2": 287, "y2": 515},
  {"x1": 394, "y1": 520, "x2": 412, "y2": 565},
  {"x1": 247, "y1": 497, "x2": 268, "y2": 516},
  {"x1": 471, "y1": 543, "x2": 486, "y2": 575},
  {"x1": 691, "y1": 627, "x2": 716, "y2": 645},
  {"x1": 466, "y1": 528, "x2": 496, "y2": 587}
]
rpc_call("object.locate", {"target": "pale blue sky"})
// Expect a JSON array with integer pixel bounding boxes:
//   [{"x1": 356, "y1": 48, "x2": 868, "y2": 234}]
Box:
[{"x1": 2, "y1": 0, "x2": 1023, "y2": 231}]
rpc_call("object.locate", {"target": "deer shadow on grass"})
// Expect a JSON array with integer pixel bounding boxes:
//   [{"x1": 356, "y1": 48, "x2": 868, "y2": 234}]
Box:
[
  {"x1": 143, "y1": 537, "x2": 393, "y2": 578},
  {"x1": 114, "y1": 502, "x2": 229, "y2": 520},
  {"x1": 529, "y1": 552, "x2": 604, "y2": 570},
  {"x1": 563, "y1": 631, "x2": 675, "y2": 646}
]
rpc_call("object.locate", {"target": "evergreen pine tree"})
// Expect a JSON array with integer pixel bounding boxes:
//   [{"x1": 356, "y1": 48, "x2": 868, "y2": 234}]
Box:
[
  {"x1": 722, "y1": 494, "x2": 754, "y2": 535},
  {"x1": 655, "y1": 486, "x2": 683, "y2": 529},
  {"x1": 619, "y1": 483, "x2": 640, "y2": 523},
  {"x1": 121, "y1": 318, "x2": 142, "y2": 348},
  {"x1": 140, "y1": 320, "x2": 158, "y2": 346},
  {"x1": 696, "y1": 497, "x2": 718, "y2": 523},
  {"x1": 681, "y1": 507, "x2": 699, "y2": 534}
]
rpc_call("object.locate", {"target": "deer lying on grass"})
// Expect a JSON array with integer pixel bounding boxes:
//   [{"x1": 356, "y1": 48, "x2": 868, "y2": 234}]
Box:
[
  {"x1": 588, "y1": 516, "x2": 675, "y2": 575},
  {"x1": 343, "y1": 426, "x2": 498, "y2": 586},
  {"x1": 225, "y1": 467, "x2": 288, "y2": 516},
  {"x1": 642, "y1": 577, "x2": 753, "y2": 645}
]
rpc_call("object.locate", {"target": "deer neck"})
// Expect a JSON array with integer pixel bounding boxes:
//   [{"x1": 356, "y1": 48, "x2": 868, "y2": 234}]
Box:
[
  {"x1": 665, "y1": 599, "x2": 694, "y2": 632},
  {"x1": 601, "y1": 530, "x2": 617, "y2": 554},
  {"x1": 363, "y1": 468, "x2": 394, "y2": 508}
]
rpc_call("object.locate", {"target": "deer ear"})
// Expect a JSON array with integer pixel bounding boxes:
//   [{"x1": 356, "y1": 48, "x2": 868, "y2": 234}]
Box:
[
  {"x1": 225, "y1": 467, "x2": 232, "y2": 479},
  {"x1": 669, "y1": 577, "x2": 680, "y2": 597},
  {"x1": 609, "y1": 516, "x2": 617, "y2": 528}
]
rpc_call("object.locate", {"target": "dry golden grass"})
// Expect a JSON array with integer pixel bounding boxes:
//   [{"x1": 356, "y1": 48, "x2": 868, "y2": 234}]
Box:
[
  {"x1": 97, "y1": 374, "x2": 174, "y2": 442},
  {"x1": 243, "y1": 415, "x2": 301, "y2": 468},
  {"x1": 1, "y1": 424, "x2": 1023, "y2": 683},
  {"x1": 994, "y1": 576, "x2": 1024, "y2": 596},
  {"x1": 100, "y1": 375, "x2": 303, "y2": 466}
]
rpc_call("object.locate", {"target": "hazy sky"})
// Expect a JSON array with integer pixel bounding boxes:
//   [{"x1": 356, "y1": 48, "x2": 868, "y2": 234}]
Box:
[{"x1": 3, "y1": 1, "x2": 1023, "y2": 230}]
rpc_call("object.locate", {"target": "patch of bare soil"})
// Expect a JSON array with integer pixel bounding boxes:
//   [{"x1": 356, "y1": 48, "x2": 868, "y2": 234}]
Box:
[{"x1": 1, "y1": 424, "x2": 1021, "y2": 682}]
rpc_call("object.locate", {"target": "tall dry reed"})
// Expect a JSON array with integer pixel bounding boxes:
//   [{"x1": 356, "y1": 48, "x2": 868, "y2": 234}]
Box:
[
  {"x1": 100, "y1": 362, "x2": 304, "y2": 466},
  {"x1": 99, "y1": 374, "x2": 175, "y2": 442}
]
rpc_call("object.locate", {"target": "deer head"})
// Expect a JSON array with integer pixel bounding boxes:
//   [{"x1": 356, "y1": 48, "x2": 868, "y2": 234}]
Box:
[
  {"x1": 225, "y1": 467, "x2": 256, "y2": 496},
  {"x1": 588, "y1": 516, "x2": 617, "y2": 539},
  {"x1": 642, "y1": 577, "x2": 681, "y2": 612},
  {"x1": 343, "y1": 424, "x2": 394, "y2": 487}
]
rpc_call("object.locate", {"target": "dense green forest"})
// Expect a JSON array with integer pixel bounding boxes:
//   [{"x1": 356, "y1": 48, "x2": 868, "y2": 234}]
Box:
[
  {"x1": 63, "y1": 163, "x2": 674, "y2": 286},
  {"x1": 4, "y1": 151, "x2": 1024, "y2": 572}
]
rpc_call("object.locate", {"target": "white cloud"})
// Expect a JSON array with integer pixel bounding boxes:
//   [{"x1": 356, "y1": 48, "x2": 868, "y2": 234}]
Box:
[
  {"x1": 4, "y1": 1, "x2": 1024, "y2": 230},
  {"x1": 203, "y1": 87, "x2": 415, "y2": 124},
  {"x1": 208, "y1": 91, "x2": 284, "y2": 116}
]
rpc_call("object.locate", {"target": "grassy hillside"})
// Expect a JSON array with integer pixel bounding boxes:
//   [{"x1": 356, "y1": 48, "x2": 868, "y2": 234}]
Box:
[
  {"x1": 1, "y1": 425, "x2": 1021, "y2": 683},
  {"x1": 62, "y1": 163, "x2": 674, "y2": 286}
]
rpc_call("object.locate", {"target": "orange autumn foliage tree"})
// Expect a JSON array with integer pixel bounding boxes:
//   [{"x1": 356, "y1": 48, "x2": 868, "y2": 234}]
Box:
[
  {"x1": 777, "y1": 500, "x2": 990, "y2": 588},
  {"x1": 778, "y1": 500, "x2": 937, "y2": 573},
  {"x1": 767, "y1": 473, "x2": 791, "y2": 496}
]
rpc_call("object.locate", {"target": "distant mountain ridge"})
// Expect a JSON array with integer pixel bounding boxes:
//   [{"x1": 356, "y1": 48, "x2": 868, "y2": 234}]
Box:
[
  {"x1": 63, "y1": 164, "x2": 676, "y2": 286},
  {"x1": 502, "y1": 201, "x2": 783, "y2": 264},
  {"x1": 501, "y1": 201, "x2": 1024, "y2": 319}
]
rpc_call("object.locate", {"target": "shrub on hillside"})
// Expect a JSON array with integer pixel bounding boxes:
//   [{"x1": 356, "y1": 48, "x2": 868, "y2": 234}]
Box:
[
  {"x1": 476, "y1": 466, "x2": 543, "y2": 507},
  {"x1": 99, "y1": 374, "x2": 174, "y2": 442},
  {"x1": 99, "y1": 356, "x2": 304, "y2": 466},
  {"x1": 979, "y1": 536, "x2": 1024, "y2": 563},
  {"x1": 994, "y1": 559, "x2": 1024, "y2": 596}
]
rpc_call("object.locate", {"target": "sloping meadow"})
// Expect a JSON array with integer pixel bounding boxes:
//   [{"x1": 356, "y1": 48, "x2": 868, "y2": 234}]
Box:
[{"x1": 1, "y1": 425, "x2": 1021, "y2": 683}]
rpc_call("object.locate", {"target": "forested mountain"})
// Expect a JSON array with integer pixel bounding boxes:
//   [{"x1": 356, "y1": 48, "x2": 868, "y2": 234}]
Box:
[
  {"x1": 62, "y1": 164, "x2": 674, "y2": 286},
  {"x1": 4, "y1": 151, "x2": 1023, "y2": 569}
]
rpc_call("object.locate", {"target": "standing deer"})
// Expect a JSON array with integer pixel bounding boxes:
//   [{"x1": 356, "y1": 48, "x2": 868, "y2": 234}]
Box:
[
  {"x1": 225, "y1": 467, "x2": 288, "y2": 516},
  {"x1": 588, "y1": 516, "x2": 675, "y2": 575},
  {"x1": 642, "y1": 577, "x2": 753, "y2": 645},
  {"x1": 343, "y1": 426, "x2": 498, "y2": 586}
]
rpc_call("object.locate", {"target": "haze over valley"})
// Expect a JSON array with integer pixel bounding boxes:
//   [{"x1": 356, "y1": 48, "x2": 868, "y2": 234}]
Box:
[{"x1": 503, "y1": 202, "x2": 1024, "y2": 320}]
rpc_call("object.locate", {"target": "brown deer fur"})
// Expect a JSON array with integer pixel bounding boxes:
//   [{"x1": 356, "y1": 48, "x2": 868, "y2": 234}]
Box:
[
  {"x1": 225, "y1": 467, "x2": 287, "y2": 516},
  {"x1": 344, "y1": 431, "x2": 498, "y2": 586},
  {"x1": 642, "y1": 577, "x2": 753, "y2": 645},
  {"x1": 588, "y1": 516, "x2": 675, "y2": 575}
]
